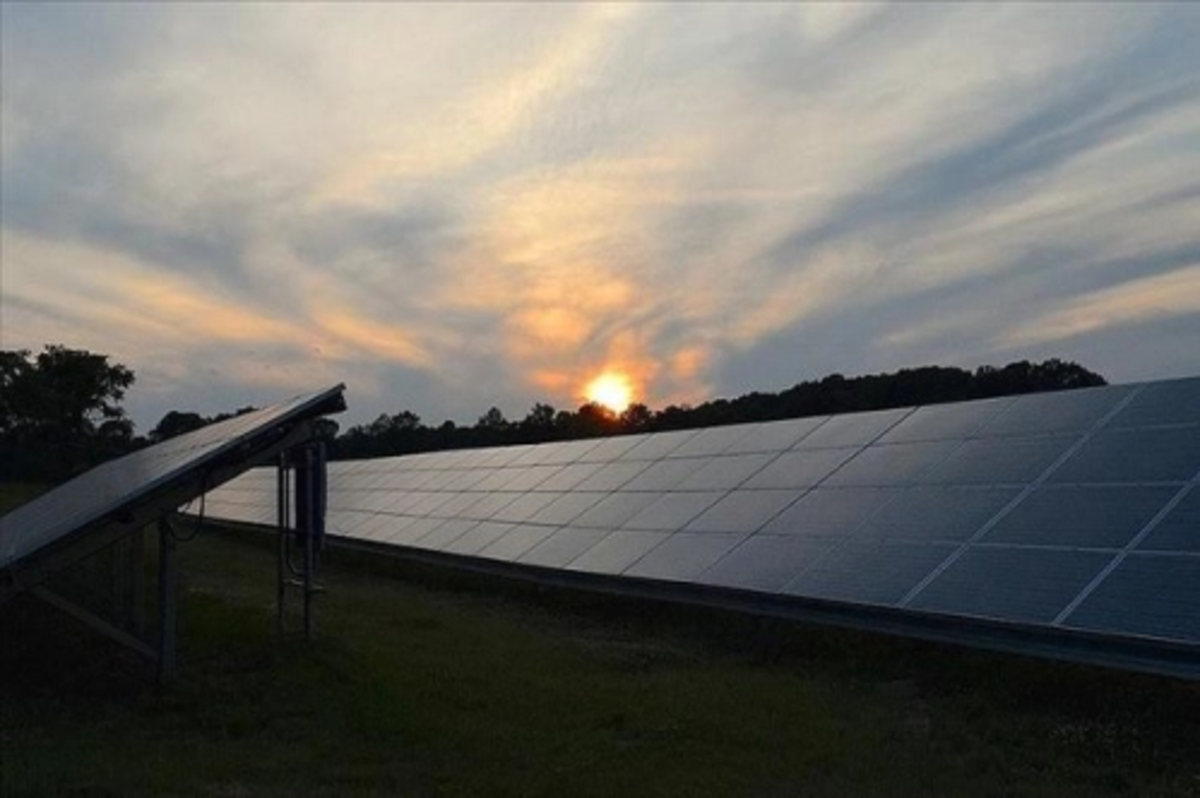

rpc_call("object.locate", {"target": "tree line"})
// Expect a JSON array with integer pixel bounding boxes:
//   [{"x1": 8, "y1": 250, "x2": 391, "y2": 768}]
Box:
[
  {"x1": 1, "y1": 345, "x2": 1106, "y2": 482},
  {"x1": 329, "y1": 358, "x2": 1105, "y2": 460}
]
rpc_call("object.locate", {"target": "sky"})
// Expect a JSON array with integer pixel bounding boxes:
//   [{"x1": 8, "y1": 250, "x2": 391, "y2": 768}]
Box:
[{"x1": 2, "y1": 3, "x2": 1199, "y2": 433}]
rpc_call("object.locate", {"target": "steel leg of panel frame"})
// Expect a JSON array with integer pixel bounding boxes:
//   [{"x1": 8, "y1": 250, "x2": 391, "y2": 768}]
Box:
[
  {"x1": 157, "y1": 519, "x2": 177, "y2": 684},
  {"x1": 277, "y1": 456, "x2": 289, "y2": 635},
  {"x1": 129, "y1": 528, "x2": 146, "y2": 637},
  {"x1": 30, "y1": 585, "x2": 157, "y2": 661},
  {"x1": 303, "y1": 446, "x2": 316, "y2": 641}
]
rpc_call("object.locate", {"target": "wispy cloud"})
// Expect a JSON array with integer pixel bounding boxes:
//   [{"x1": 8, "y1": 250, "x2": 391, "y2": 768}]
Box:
[
  {"x1": 1002, "y1": 265, "x2": 1200, "y2": 348},
  {"x1": 2, "y1": 3, "x2": 1198, "y2": 428}
]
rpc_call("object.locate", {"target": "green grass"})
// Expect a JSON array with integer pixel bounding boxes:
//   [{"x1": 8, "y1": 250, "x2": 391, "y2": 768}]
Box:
[{"x1": 1, "y1": 524, "x2": 1199, "y2": 796}]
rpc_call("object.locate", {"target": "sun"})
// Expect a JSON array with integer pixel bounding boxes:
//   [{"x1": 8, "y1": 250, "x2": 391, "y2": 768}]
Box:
[{"x1": 583, "y1": 372, "x2": 634, "y2": 414}]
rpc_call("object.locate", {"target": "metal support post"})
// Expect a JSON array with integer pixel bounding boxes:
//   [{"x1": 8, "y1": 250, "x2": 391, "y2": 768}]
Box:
[
  {"x1": 129, "y1": 528, "x2": 146, "y2": 637},
  {"x1": 303, "y1": 445, "x2": 317, "y2": 640},
  {"x1": 157, "y1": 518, "x2": 177, "y2": 684},
  {"x1": 275, "y1": 441, "x2": 326, "y2": 640},
  {"x1": 302, "y1": 443, "x2": 327, "y2": 639},
  {"x1": 276, "y1": 453, "x2": 290, "y2": 635}
]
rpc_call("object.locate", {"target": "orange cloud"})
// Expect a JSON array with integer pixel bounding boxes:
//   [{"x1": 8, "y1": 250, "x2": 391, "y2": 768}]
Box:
[
  {"x1": 310, "y1": 308, "x2": 432, "y2": 368},
  {"x1": 1002, "y1": 265, "x2": 1200, "y2": 347}
]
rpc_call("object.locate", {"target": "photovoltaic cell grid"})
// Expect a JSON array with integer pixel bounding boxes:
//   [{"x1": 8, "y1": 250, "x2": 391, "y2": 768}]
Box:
[
  {"x1": 201, "y1": 378, "x2": 1200, "y2": 666},
  {"x1": 0, "y1": 385, "x2": 346, "y2": 573}
]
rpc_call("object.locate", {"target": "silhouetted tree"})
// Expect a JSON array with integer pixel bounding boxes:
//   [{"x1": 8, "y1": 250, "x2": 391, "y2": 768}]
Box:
[
  {"x1": 149, "y1": 410, "x2": 208, "y2": 443},
  {"x1": 313, "y1": 418, "x2": 340, "y2": 444},
  {"x1": 557, "y1": 402, "x2": 619, "y2": 439},
  {"x1": 0, "y1": 345, "x2": 136, "y2": 481},
  {"x1": 520, "y1": 403, "x2": 558, "y2": 442},
  {"x1": 619, "y1": 403, "x2": 654, "y2": 433},
  {"x1": 477, "y1": 407, "x2": 509, "y2": 430}
]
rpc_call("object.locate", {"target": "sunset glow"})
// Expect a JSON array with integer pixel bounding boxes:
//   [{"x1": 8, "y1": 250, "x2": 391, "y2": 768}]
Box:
[
  {"x1": 583, "y1": 372, "x2": 634, "y2": 414},
  {"x1": 2, "y1": 4, "x2": 1197, "y2": 430}
]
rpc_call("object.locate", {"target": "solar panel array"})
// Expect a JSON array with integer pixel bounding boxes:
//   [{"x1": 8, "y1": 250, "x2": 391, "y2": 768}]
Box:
[
  {"x1": 203, "y1": 378, "x2": 1200, "y2": 670},
  {"x1": 0, "y1": 385, "x2": 346, "y2": 574}
]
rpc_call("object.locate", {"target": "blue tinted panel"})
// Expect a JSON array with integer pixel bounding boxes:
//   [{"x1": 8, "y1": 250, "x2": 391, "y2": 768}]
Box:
[
  {"x1": 569, "y1": 492, "x2": 662, "y2": 528},
  {"x1": 761, "y1": 487, "x2": 898, "y2": 537},
  {"x1": 626, "y1": 532, "x2": 749, "y2": 581},
  {"x1": 677, "y1": 454, "x2": 775, "y2": 491},
  {"x1": 1107, "y1": 378, "x2": 1200, "y2": 428},
  {"x1": 796, "y1": 408, "x2": 910, "y2": 449},
  {"x1": 879, "y1": 397, "x2": 1014, "y2": 443},
  {"x1": 526, "y1": 492, "x2": 606, "y2": 526},
  {"x1": 983, "y1": 486, "x2": 1177, "y2": 548},
  {"x1": 2, "y1": 385, "x2": 344, "y2": 569},
  {"x1": 825, "y1": 441, "x2": 960, "y2": 487},
  {"x1": 534, "y1": 462, "x2": 605, "y2": 492},
  {"x1": 1136, "y1": 489, "x2": 1200, "y2": 552},
  {"x1": 909, "y1": 548, "x2": 1111, "y2": 624},
  {"x1": 921, "y1": 436, "x2": 1076, "y2": 485},
  {"x1": 666, "y1": 424, "x2": 756, "y2": 458},
  {"x1": 856, "y1": 486, "x2": 1018, "y2": 543},
  {"x1": 787, "y1": 540, "x2": 956, "y2": 607},
  {"x1": 630, "y1": 458, "x2": 709, "y2": 491},
  {"x1": 1064, "y1": 554, "x2": 1200, "y2": 643},
  {"x1": 577, "y1": 434, "x2": 648, "y2": 462},
  {"x1": 622, "y1": 492, "x2": 724, "y2": 531},
  {"x1": 567, "y1": 530, "x2": 670, "y2": 574},
  {"x1": 623, "y1": 430, "x2": 700, "y2": 460},
  {"x1": 743, "y1": 448, "x2": 858, "y2": 490},
  {"x1": 700, "y1": 534, "x2": 835, "y2": 592},
  {"x1": 684, "y1": 490, "x2": 799, "y2": 533},
  {"x1": 574, "y1": 461, "x2": 652, "y2": 492},
  {"x1": 1049, "y1": 427, "x2": 1200, "y2": 484},
  {"x1": 518, "y1": 527, "x2": 610, "y2": 568},
  {"x1": 722, "y1": 416, "x2": 828, "y2": 454},
  {"x1": 982, "y1": 385, "x2": 1132, "y2": 437}
]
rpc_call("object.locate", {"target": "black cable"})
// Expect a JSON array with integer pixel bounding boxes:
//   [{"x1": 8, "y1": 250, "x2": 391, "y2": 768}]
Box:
[{"x1": 170, "y1": 471, "x2": 209, "y2": 543}]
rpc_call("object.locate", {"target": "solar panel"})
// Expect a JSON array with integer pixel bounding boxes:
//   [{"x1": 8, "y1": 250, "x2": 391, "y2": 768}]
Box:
[
  {"x1": 199, "y1": 377, "x2": 1200, "y2": 678},
  {"x1": 0, "y1": 384, "x2": 346, "y2": 591}
]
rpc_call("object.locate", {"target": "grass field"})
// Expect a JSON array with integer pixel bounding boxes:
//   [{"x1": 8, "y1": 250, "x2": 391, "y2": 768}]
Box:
[{"x1": 2, "y1": 492, "x2": 1199, "y2": 796}]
